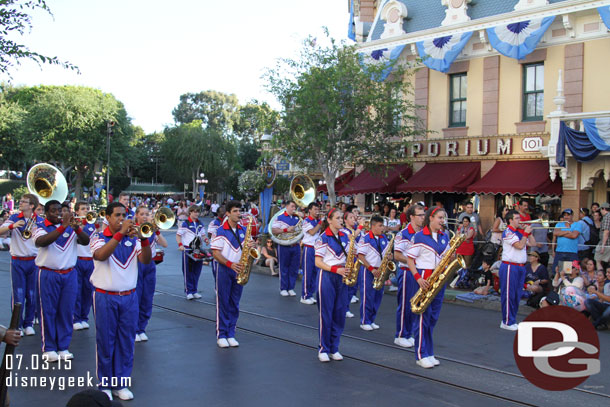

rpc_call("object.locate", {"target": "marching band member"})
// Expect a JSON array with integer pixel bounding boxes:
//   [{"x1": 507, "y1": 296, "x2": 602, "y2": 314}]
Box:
[
  {"x1": 0, "y1": 193, "x2": 42, "y2": 335},
  {"x1": 314, "y1": 208, "x2": 349, "y2": 362},
  {"x1": 499, "y1": 210, "x2": 535, "y2": 331},
  {"x1": 34, "y1": 200, "x2": 90, "y2": 362},
  {"x1": 340, "y1": 210, "x2": 363, "y2": 318},
  {"x1": 134, "y1": 206, "x2": 168, "y2": 342},
  {"x1": 357, "y1": 215, "x2": 389, "y2": 331},
  {"x1": 300, "y1": 202, "x2": 322, "y2": 304},
  {"x1": 271, "y1": 200, "x2": 301, "y2": 297},
  {"x1": 208, "y1": 206, "x2": 226, "y2": 283},
  {"x1": 345, "y1": 205, "x2": 362, "y2": 306},
  {"x1": 393, "y1": 204, "x2": 424, "y2": 348},
  {"x1": 176, "y1": 205, "x2": 207, "y2": 300},
  {"x1": 211, "y1": 200, "x2": 254, "y2": 348},
  {"x1": 89, "y1": 202, "x2": 151, "y2": 401},
  {"x1": 118, "y1": 193, "x2": 135, "y2": 219},
  {"x1": 73, "y1": 202, "x2": 100, "y2": 331},
  {"x1": 406, "y1": 207, "x2": 449, "y2": 368}
]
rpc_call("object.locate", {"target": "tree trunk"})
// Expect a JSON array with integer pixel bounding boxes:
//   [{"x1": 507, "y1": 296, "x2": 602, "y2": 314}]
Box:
[
  {"x1": 74, "y1": 169, "x2": 85, "y2": 200},
  {"x1": 322, "y1": 168, "x2": 338, "y2": 207}
]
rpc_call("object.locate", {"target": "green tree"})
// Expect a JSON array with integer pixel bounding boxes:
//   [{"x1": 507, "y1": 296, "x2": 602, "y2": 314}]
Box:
[
  {"x1": 264, "y1": 31, "x2": 424, "y2": 205},
  {"x1": 233, "y1": 100, "x2": 280, "y2": 142},
  {"x1": 172, "y1": 90, "x2": 240, "y2": 133},
  {"x1": 128, "y1": 127, "x2": 165, "y2": 183},
  {"x1": 19, "y1": 85, "x2": 133, "y2": 199},
  {"x1": 0, "y1": 0, "x2": 78, "y2": 76},
  {"x1": 0, "y1": 85, "x2": 27, "y2": 170}
]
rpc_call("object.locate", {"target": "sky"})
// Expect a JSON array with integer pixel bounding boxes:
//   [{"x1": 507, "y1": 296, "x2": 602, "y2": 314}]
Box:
[{"x1": 4, "y1": 0, "x2": 351, "y2": 133}]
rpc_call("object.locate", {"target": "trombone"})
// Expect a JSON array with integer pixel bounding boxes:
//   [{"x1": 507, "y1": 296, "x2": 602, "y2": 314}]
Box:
[
  {"x1": 73, "y1": 211, "x2": 99, "y2": 225},
  {"x1": 520, "y1": 220, "x2": 564, "y2": 229},
  {"x1": 132, "y1": 207, "x2": 175, "y2": 238}
]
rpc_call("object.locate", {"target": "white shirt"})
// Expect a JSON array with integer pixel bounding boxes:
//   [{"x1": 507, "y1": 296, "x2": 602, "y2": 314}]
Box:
[
  {"x1": 357, "y1": 232, "x2": 390, "y2": 268},
  {"x1": 177, "y1": 218, "x2": 206, "y2": 248},
  {"x1": 89, "y1": 229, "x2": 142, "y2": 291},
  {"x1": 301, "y1": 216, "x2": 320, "y2": 247},
  {"x1": 77, "y1": 223, "x2": 98, "y2": 258},
  {"x1": 407, "y1": 228, "x2": 451, "y2": 271},
  {"x1": 33, "y1": 221, "x2": 79, "y2": 270},
  {"x1": 1, "y1": 213, "x2": 41, "y2": 257},
  {"x1": 501, "y1": 227, "x2": 527, "y2": 264},
  {"x1": 211, "y1": 223, "x2": 245, "y2": 264}
]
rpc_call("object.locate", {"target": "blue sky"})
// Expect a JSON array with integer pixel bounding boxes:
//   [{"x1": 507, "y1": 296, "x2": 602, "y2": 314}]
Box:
[{"x1": 5, "y1": 0, "x2": 350, "y2": 133}]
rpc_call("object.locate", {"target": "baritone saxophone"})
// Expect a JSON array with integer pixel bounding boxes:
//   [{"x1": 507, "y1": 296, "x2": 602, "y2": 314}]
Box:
[{"x1": 236, "y1": 216, "x2": 260, "y2": 286}]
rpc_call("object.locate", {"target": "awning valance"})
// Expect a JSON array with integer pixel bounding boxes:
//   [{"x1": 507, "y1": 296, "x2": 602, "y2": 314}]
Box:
[
  {"x1": 337, "y1": 164, "x2": 412, "y2": 196},
  {"x1": 396, "y1": 162, "x2": 480, "y2": 194},
  {"x1": 318, "y1": 169, "x2": 355, "y2": 194},
  {"x1": 466, "y1": 160, "x2": 562, "y2": 196}
]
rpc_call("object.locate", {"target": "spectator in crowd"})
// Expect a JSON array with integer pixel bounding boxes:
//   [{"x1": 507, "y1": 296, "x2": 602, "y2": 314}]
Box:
[
  {"x1": 595, "y1": 203, "x2": 610, "y2": 270},
  {"x1": 551, "y1": 208, "x2": 582, "y2": 275},
  {"x1": 382, "y1": 203, "x2": 391, "y2": 218},
  {"x1": 586, "y1": 270, "x2": 606, "y2": 301},
  {"x1": 530, "y1": 211, "x2": 550, "y2": 269},
  {"x1": 0, "y1": 210, "x2": 10, "y2": 250},
  {"x1": 385, "y1": 207, "x2": 401, "y2": 233},
  {"x1": 552, "y1": 261, "x2": 585, "y2": 291},
  {"x1": 176, "y1": 200, "x2": 189, "y2": 223},
  {"x1": 399, "y1": 203, "x2": 409, "y2": 228},
  {"x1": 590, "y1": 210, "x2": 602, "y2": 251},
  {"x1": 457, "y1": 202, "x2": 483, "y2": 237},
  {"x1": 577, "y1": 208, "x2": 593, "y2": 260},
  {"x1": 585, "y1": 268, "x2": 610, "y2": 330},
  {"x1": 490, "y1": 205, "x2": 508, "y2": 249},
  {"x1": 591, "y1": 202, "x2": 600, "y2": 213},
  {"x1": 524, "y1": 251, "x2": 550, "y2": 307},
  {"x1": 456, "y1": 217, "x2": 476, "y2": 269},
  {"x1": 262, "y1": 239, "x2": 278, "y2": 276},
  {"x1": 473, "y1": 259, "x2": 494, "y2": 296},
  {"x1": 210, "y1": 201, "x2": 220, "y2": 216},
  {"x1": 3, "y1": 192, "x2": 14, "y2": 213},
  {"x1": 372, "y1": 202, "x2": 381, "y2": 215},
  {"x1": 581, "y1": 258, "x2": 598, "y2": 286},
  {"x1": 518, "y1": 199, "x2": 531, "y2": 222}
]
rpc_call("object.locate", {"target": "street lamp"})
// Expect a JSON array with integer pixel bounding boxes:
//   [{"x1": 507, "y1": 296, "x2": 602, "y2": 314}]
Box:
[{"x1": 196, "y1": 173, "x2": 208, "y2": 200}]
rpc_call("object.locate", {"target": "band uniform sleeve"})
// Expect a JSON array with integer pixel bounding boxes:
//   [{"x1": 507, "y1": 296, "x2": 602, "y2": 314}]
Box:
[
  {"x1": 0, "y1": 218, "x2": 12, "y2": 228},
  {"x1": 176, "y1": 222, "x2": 186, "y2": 237},
  {"x1": 136, "y1": 238, "x2": 142, "y2": 256},
  {"x1": 211, "y1": 235, "x2": 223, "y2": 251},
  {"x1": 32, "y1": 226, "x2": 48, "y2": 240},
  {"x1": 407, "y1": 238, "x2": 421, "y2": 259},
  {"x1": 504, "y1": 230, "x2": 519, "y2": 246},
  {"x1": 198, "y1": 225, "x2": 207, "y2": 238},
  {"x1": 271, "y1": 217, "x2": 282, "y2": 229},
  {"x1": 314, "y1": 237, "x2": 326, "y2": 257},
  {"x1": 302, "y1": 220, "x2": 313, "y2": 234},
  {"x1": 357, "y1": 238, "x2": 369, "y2": 256},
  {"x1": 89, "y1": 232, "x2": 105, "y2": 254}
]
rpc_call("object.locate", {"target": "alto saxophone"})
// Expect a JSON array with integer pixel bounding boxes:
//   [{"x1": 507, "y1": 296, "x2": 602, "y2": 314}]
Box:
[
  {"x1": 372, "y1": 234, "x2": 397, "y2": 290},
  {"x1": 342, "y1": 229, "x2": 360, "y2": 287},
  {"x1": 410, "y1": 231, "x2": 467, "y2": 314},
  {"x1": 236, "y1": 218, "x2": 260, "y2": 286}
]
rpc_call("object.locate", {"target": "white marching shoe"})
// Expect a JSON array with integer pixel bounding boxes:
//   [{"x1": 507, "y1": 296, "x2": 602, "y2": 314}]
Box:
[
  {"x1": 500, "y1": 322, "x2": 518, "y2": 331},
  {"x1": 73, "y1": 322, "x2": 83, "y2": 331},
  {"x1": 416, "y1": 358, "x2": 434, "y2": 369},
  {"x1": 58, "y1": 350, "x2": 73, "y2": 360},
  {"x1": 318, "y1": 352, "x2": 330, "y2": 362},
  {"x1": 360, "y1": 324, "x2": 373, "y2": 331},
  {"x1": 102, "y1": 389, "x2": 113, "y2": 400},
  {"x1": 139, "y1": 332, "x2": 149, "y2": 341},
  {"x1": 280, "y1": 290, "x2": 289, "y2": 297},
  {"x1": 42, "y1": 351, "x2": 59, "y2": 363},
  {"x1": 193, "y1": 293, "x2": 202, "y2": 299},
  {"x1": 288, "y1": 290, "x2": 297, "y2": 296},
  {"x1": 394, "y1": 337, "x2": 413, "y2": 348},
  {"x1": 81, "y1": 321, "x2": 90, "y2": 329},
  {"x1": 186, "y1": 293, "x2": 194, "y2": 300},
  {"x1": 300, "y1": 298, "x2": 315, "y2": 305},
  {"x1": 350, "y1": 295, "x2": 359, "y2": 304},
  {"x1": 428, "y1": 356, "x2": 440, "y2": 366},
  {"x1": 217, "y1": 338, "x2": 230, "y2": 348},
  {"x1": 112, "y1": 388, "x2": 134, "y2": 400},
  {"x1": 24, "y1": 326, "x2": 35, "y2": 336},
  {"x1": 330, "y1": 352, "x2": 343, "y2": 361},
  {"x1": 371, "y1": 323, "x2": 380, "y2": 330},
  {"x1": 227, "y1": 338, "x2": 239, "y2": 347},
  {"x1": 345, "y1": 311, "x2": 354, "y2": 318},
  {"x1": 135, "y1": 334, "x2": 142, "y2": 342}
]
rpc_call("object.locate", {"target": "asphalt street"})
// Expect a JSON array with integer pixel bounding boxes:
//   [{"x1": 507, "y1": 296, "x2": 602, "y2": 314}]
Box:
[{"x1": 1, "y1": 220, "x2": 608, "y2": 407}]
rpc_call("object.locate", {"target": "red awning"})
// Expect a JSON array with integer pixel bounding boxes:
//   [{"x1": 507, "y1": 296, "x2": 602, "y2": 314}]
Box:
[
  {"x1": 396, "y1": 162, "x2": 480, "y2": 193},
  {"x1": 466, "y1": 160, "x2": 562, "y2": 196},
  {"x1": 337, "y1": 164, "x2": 412, "y2": 195},
  {"x1": 318, "y1": 169, "x2": 355, "y2": 193}
]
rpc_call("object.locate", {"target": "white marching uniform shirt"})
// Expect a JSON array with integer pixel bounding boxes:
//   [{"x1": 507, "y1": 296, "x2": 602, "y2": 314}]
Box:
[
  {"x1": 357, "y1": 232, "x2": 390, "y2": 268},
  {"x1": 77, "y1": 223, "x2": 98, "y2": 257},
  {"x1": 177, "y1": 218, "x2": 206, "y2": 248},
  {"x1": 210, "y1": 224, "x2": 245, "y2": 263},
  {"x1": 301, "y1": 216, "x2": 320, "y2": 247},
  {"x1": 501, "y1": 226, "x2": 527, "y2": 264},
  {"x1": 89, "y1": 229, "x2": 142, "y2": 291},
  {"x1": 1, "y1": 212, "x2": 41, "y2": 256},
  {"x1": 33, "y1": 221, "x2": 79, "y2": 270}
]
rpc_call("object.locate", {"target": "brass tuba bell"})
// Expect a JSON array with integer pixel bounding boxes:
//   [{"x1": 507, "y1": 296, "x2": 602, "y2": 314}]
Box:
[
  {"x1": 289, "y1": 174, "x2": 316, "y2": 208},
  {"x1": 26, "y1": 163, "x2": 68, "y2": 205},
  {"x1": 137, "y1": 207, "x2": 176, "y2": 238}
]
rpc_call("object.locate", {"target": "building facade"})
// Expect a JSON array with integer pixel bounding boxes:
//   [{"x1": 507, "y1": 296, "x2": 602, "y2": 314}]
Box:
[{"x1": 347, "y1": 0, "x2": 610, "y2": 228}]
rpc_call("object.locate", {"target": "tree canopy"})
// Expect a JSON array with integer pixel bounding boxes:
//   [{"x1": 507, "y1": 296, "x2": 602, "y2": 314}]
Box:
[{"x1": 264, "y1": 30, "x2": 424, "y2": 204}]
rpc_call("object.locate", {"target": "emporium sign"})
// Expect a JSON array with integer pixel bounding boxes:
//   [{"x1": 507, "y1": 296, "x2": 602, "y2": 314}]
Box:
[{"x1": 408, "y1": 135, "x2": 547, "y2": 161}]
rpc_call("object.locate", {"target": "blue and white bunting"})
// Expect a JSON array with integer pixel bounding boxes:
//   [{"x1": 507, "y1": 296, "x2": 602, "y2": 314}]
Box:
[
  {"x1": 486, "y1": 16, "x2": 555, "y2": 60},
  {"x1": 360, "y1": 45, "x2": 407, "y2": 81},
  {"x1": 583, "y1": 118, "x2": 610, "y2": 151},
  {"x1": 598, "y1": 6, "x2": 610, "y2": 30},
  {"x1": 348, "y1": 0, "x2": 356, "y2": 41},
  {"x1": 415, "y1": 32, "x2": 473, "y2": 73}
]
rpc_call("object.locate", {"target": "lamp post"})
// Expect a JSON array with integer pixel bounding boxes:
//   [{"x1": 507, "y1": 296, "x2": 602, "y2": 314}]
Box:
[{"x1": 196, "y1": 172, "x2": 208, "y2": 200}]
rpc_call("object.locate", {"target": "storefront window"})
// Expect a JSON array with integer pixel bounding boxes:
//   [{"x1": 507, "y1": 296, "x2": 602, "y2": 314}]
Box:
[
  {"x1": 523, "y1": 63, "x2": 544, "y2": 121},
  {"x1": 449, "y1": 73, "x2": 467, "y2": 127}
]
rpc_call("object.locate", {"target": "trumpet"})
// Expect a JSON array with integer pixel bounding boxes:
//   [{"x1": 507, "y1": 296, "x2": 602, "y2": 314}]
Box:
[
  {"x1": 21, "y1": 214, "x2": 38, "y2": 239},
  {"x1": 73, "y1": 211, "x2": 99, "y2": 225},
  {"x1": 132, "y1": 207, "x2": 176, "y2": 238}
]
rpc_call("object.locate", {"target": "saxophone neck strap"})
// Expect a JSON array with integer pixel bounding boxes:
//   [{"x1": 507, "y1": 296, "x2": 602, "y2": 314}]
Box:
[
  {"x1": 227, "y1": 226, "x2": 243, "y2": 251},
  {"x1": 330, "y1": 233, "x2": 347, "y2": 258}
]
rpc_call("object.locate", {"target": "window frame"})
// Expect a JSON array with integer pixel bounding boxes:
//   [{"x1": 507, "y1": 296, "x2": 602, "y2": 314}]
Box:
[
  {"x1": 522, "y1": 63, "x2": 544, "y2": 122},
  {"x1": 449, "y1": 73, "x2": 467, "y2": 128}
]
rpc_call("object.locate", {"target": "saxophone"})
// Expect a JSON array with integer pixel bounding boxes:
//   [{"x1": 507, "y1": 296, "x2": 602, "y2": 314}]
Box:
[
  {"x1": 236, "y1": 218, "x2": 260, "y2": 286},
  {"x1": 410, "y1": 231, "x2": 467, "y2": 314},
  {"x1": 342, "y1": 229, "x2": 360, "y2": 287},
  {"x1": 372, "y1": 234, "x2": 397, "y2": 290}
]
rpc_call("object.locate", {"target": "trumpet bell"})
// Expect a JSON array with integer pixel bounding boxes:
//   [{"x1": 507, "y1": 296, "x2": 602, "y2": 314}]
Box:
[
  {"x1": 27, "y1": 163, "x2": 68, "y2": 205},
  {"x1": 154, "y1": 207, "x2": 175, "y2": 230},
  {"x1": 290, "y1": 174, "x2": 316, "y2": 208},
  {"x1": 139, "y1": 223, "x2": 154, "y2": 238}
]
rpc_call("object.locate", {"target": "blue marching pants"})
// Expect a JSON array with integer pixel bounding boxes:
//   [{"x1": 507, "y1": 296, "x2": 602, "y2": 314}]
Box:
[
  {"x1": 211, "y1": 260, "x2": 218, "y2": 284},
  {"x1": 278, "y1": 244, "x2": 300, "y2": 291},
  {"x1": 215, "y1": 264, "x2": 243, "y2": 339},
  {"x1": 39, "y1": 268, "x2": 77, "y2": 352},
  {"x1": 396, "y1": 268, "x2": 417, "y2": 339},
  {"x1": 93, "y1": 290, "x2": 137, "y2": 391},
  {"x1": 345, "y1": 271, "x2": 360, "y2": 312},
  {"x1": 182, "y1": 250, "x2": 203, "y2": 295},
  {"x1": 317, "y1": 270, "x2": 348, "y2": 354},
  {"x1": 360, "y1": 267, "x2": 383, "y2": 325},
  {"x1": 414, "y1": 283, "x2": 445, "y2": 361},
  {"x1": 301, "y1": 246, "x2": 318, "y2": 299},
  {"x1": 74, "y1": 258, "x2": 94, "y2": 323},
  {"x1": 10, "y1": 258, "x2": 38, "y2": 329},
  {"x1": 499, "y1": 262, "x2": 526, "y2": 326},
  {"x1": 136, "y1": 261, "x2": 156, "y2": 334}
]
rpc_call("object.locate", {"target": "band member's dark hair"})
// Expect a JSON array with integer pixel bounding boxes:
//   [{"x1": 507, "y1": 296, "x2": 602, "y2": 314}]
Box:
[
  {"x1": 22, "y1": 193, "x2": 39, "y2": 209},
  {"x1": 592, "y1": 202, "x2": 600, "y2": 207},
  {"x1": 285, "y1": 200, "x2": 296, "y2": 207},
  {"x1": 505, "y1": 209, "x2": 520, "y2": 223},
  {"x1": 188, "y1": 205, "x2": 200, "y2": 214},
  {"x1": 226, "y1": 200, "x2": 242, "y2": 213},
  {"x1": 105, "y1": 202, "x2": 126, "y2": 216},
  {"x1": 75, "y1": 201, "x2": 89, "y2": 212},
  {"x1": 118, "y1": 192, "x2": 130, "y2": 200},
  {"x1": 135, "y1": 205, "x2": 150, "y2": 215},
  {"x1": 407, "y1": 204, "x2": 424, "y2": 221},
  {"x1": 423, "y1": 206, "x2": 446, "y2": 228},
  {"x1": 320, "y1": 208, "x2": 341, "y2": 232},
  {"x1": 61, "y1": 202, "x2": 70, "y2": 210},
  {"x1": 346, "y1": 204, "x2": 358, "y2": 213},
  {"x1": 307, "y1": 202, "x2": 320, "y2": 212},
  {"x1": 370, "y1": 215, "x2": 384, "y2": 226},
  {"x1": 464, "y1": 201, "x2": 473, "y2": 206},
  {"x1": 216, "y1": 206, "x2": 226, "y2": 216},
  {"x1": 518, "y1": 199, "x2": 528, "y2": 206},
  {"x1": 44, "y1": 200, "x2": 61, "y2": 213}
]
